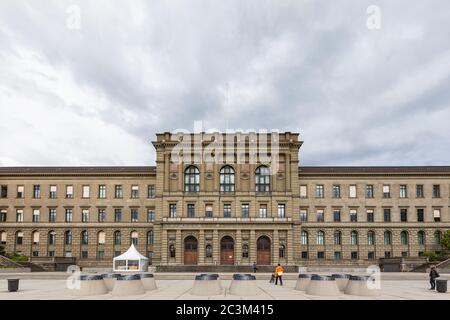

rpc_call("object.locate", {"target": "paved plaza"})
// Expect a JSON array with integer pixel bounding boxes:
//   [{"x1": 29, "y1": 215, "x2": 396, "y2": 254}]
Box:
[{"x1": 0, "y1": 272, "x2": 449, "y2": 300}]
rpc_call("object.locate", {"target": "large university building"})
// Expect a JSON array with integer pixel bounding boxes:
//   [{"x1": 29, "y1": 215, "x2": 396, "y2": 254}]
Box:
[{"x1": 0, "y1": 132, "x2": 449, "y2": 269}]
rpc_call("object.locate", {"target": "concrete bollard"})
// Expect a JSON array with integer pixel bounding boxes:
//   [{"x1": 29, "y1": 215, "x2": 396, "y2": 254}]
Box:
[
  {"x1": 74, "y1": 275, "x2": 108, "y2": 296},
  {"x1": 344, "y1": 275, "x2": 380, "y2": 296},
  {"x1": 138, "y1": 273, "x2": 157, "y2": 291},
  {"x1": 305, "y1": 275, "x2": 341, "y2": 296},
  {"x1": 294, "y1": 274, "x2": 318, "y2": 291},
  {"x1": 331, "y1": 274, "x2": 352, "y2": 292},
  {"x1": 112, "y1": 274, "x2": 146, "y2": 296},
  {"x1": 191, "y1": 274, "x2": 222, "y2": 296},
  {"x1": 101, "y1": 273, "x2": 121, "y2": 291},
  {"x1": 229, "y1": 274, "x2": 260, "y2": 296}
]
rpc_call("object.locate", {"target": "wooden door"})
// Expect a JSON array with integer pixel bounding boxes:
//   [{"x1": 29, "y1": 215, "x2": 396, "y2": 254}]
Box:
[
  {"x1": 220, "y1": 236, "x2": 234, "y2": 265},
  {"x1": 257, "y1": 236, "x2": 271, "y2": 265},
  {"x1": 184, "y1": 236, "x2": 198, "y2": 265}
]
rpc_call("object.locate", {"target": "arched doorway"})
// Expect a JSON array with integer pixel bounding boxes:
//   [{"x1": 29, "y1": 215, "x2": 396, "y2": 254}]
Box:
[
  {"x1": 220, "y1": 236, "x2": 234, "y2": 265},
  {"x1": 184, "y1": 236, "x2": 198, "y2": 265},
  {"x1": 257, "y1": 236, "x2": 271, "y2": 265}
]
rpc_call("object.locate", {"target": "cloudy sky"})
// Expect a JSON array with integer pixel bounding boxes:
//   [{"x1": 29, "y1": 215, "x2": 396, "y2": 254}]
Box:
[{"x1": 1, "y1": 0, "x2": 449, "y2": 166}]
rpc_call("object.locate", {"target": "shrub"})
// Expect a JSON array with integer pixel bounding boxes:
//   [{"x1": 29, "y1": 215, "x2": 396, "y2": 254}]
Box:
[{"x1": 0, "y1": 245, "x2": 5, "y2": 256}]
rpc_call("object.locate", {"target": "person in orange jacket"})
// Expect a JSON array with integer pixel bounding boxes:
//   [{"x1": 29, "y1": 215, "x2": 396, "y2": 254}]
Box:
[{"x1": 274, "y1": 263, "x2": 284, "y2": 286}]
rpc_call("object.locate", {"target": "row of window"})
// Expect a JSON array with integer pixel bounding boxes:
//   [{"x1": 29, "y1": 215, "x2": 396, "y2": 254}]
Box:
[
  {"x1": 300, "y1": 250, "x2": 428, "y2": 260},
  {"x1": 299, "y1": 207, "x2": 443, "y2": 222},
  {"x1": 19, "y1": 250, "x2": 154, "y2": 260},
  {"x1": 300, "y1": 230, "x2": 443, "y2": 246},
  {"x1": 0, "y1": 184, "x2": 156, "y2": 199},
  {"x1": 4, "y1": 208, "x2": 154, "y2": 223},
  {"x1": 168, "y1": 203, "x2": 286, "y2": 218},
  {"x1": 301, "y1": 184, "x2": 444, "y2": 199},
  {"x1": 1, "y1": 230, "x2": 153, "y2": 246}
]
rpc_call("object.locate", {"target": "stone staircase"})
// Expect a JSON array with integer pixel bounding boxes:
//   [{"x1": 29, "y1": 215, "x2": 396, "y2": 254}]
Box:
[
  {"x1": 0, "y1": 255, "x2": 24, "y2": 269},
  {"x1": 411, "y1": 257, "x2": 450, "y2": 273}
]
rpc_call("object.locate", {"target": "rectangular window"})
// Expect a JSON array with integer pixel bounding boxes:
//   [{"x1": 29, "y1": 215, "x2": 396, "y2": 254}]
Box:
[
  {"x1": 33, "y1": 185, "x2": 41, "y2": 198},
  {"x1": 315, "y1": 185, "x2": 324, "y2": 198},
  {"x1": 332, "y1": 185, "x2": 341, "y2": 198},
  {"x1": 350, "y1": 209, "x2": 357, "y2": 222},
  {"x1": 277, "y1": 204, "x2": 285, "y2": 218},
  {"x1": 66, "y1": 185, "x2": 73, "y2": 198},
  {"x1": 400, "y1": 209, "x2": 408, "y2": 222},
  {"x1": 301, "y1": 251, "x2": 308, "y2": 259},
  {"x1": 259, "y1": 205, "x2": 267, "y2": 218},
  {"x1": 32, "y1": 251, "x2": 39, "y2": 257},
  {"x1": 383, "y1": 208, "x2": 391, "y2": 222},
  {"x1": 97, "y1": 251, "x2": 105, "y2": 260},
  {"x1": 384, "y1": 251, "x2": 391, "y2": 258},
  {"x1": 316, "y1": 209, "x2": 324, "y2": 222},
  {"x1": 399, "y1": 185, "x2": 407, "y2": 198},
  {"x1": 433, "y1": 185, "x2": 440, "y2": 198},
  {"x1": 65, "y1": 209, "x2": 73, "y2": 222},
  {"x1": 433, "y1": 209, "x2": 441, "y2": 222},
  {"x1": 81, "y1": 251, "x2": 88, "y2": 259},
  {"x1": 416, "y1": 185, "x2": 424, "y2": 198},
  {"x1": 366, "y1": 185, "x2": 374, "y2": 198},
  {"x1": 131, "y1": 209, "x2": 139, "y2": 222},
  {"x1": 147, "y1": 185, "x2": 156, "y2": 199},
  {"x1": 367, "y1": 209, "x2": 374, "y2": 222},
  {"x1": 115, "y1": 185, "x2": 123, "y2": 198},
  {"x1": 147, "y1": 209, "x2": 155, "y2": 222},
  {"x1": 16, "y1": 209, "x2": 24, "y2": 222},
  {"x1": 300, "y1": 185, "x2": 307, "y2": 198},
  {"x1": 82, "y1": 209, "x2": 89, "y2": 222},
  {"x1": 334, "y1": 252, "x2": 341, "y2": 260},
  {"x1": 131, "y1": 185, "x2": 139, "y2": 198},
  {"x1": 0, "y1": 185, "x2": 7, "y2": 198},
  {"x1": 300, "y1": 209, "x2": 308, "y2": 222},
  {"x1": 333, "y1": 209, "x2": 341, "y2": 222},
  {"x1": 401, "y1": 251, "x2": 408, "y2": 257},
  {"x1": 0, "y1": 209, "x2": 6, "y2": 222},
  {"x1": 17, "y1": 185, "x2": 24, "y2": 198},
  {"x1": 349, "y1": 185, "x2": 357, "y2": 198},
  {"x1": 317, "y1": 251, "x2": 325, "y2": 259},
  {"x1": 351, "y1": 251, "x2": 358, "y2": 260},
  {"x1": 223, "y1": 204, "x2": 231, "y2": 218},
  {"x1": 49, "y1": 209, "x2": 57, "y2": 222},
  {"x1": 241, "y1": 204, "x2": 249, "y2": 218},
  {"x1": 98, "y1": 209, "x2": 106, "y2": 222},
  {"x1": 114, "y1": 208, "x2": 122, "y2": 222},
  {"x1": 187, "y1": 204, "x2": 195, "y2": 218},
  {"x1": 32, "y1": 209, "x2": 40, "y2": 222},
  {"x1": 169, "y1": 204, "x2": 177, "y2": 218},
  {"x1": 49, "y1": 185, "x2": 57, "y2": 199},
  {"x1": 417, "y1": 208, "x2": 424, "y2": 222},
  {"x1": 205, "y1": 204, "x2": 213, "y2": 218},
  {"x1": 368, "y1": 252, "x2": 375, "y2": 260},
  {"x1": 48, "y1": 251, "x2": 55, "y2": 257},
  {"x1": 98, "y1": 185, "x2": 106, "y2": 199},
  {"x1": 82, "y1": 185, "x2": 90, "y2": 198},
  {"x1": 383, "y1": 185, "x2": 390, "y2": 198}
]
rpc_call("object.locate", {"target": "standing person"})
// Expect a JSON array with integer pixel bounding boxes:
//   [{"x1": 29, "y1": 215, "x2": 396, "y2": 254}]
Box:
[
  {"x1": 252, "y1": 262, "x2": 258, "y2": 273},
  {"x1": 429, "y1": 266, "x2": 440, "y2": 290},
  {"x1": 274, "y1": 263, "x2": 284, "y2": 286}
]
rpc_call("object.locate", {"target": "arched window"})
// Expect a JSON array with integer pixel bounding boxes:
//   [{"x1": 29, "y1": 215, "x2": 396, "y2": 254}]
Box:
[
  {"x1": 98, "y1": 231, "x2": 106, "y2": 245},
  {"x1": 334, "y1": 230, "x2": 341, "y2": 245},
  {"x1": 418, "y1": 231, "x2": 425, "y2": 245},
  {"x1": 147, "y1": 231, "x2": 154, "y2": 245},
  {"x1": 65, "y1": 230, "x2": 72, "y2": 245},
  {"x1": 279, "y1": 244, "x2": 286, "y2": 258},
  {"x1": 301, "y1": 231, "x2": 308, "y2": 245},
  {"x1": 81, "y1": 230, "x2": 89, "y2": 245},
  {"x1": 367, "y1": 231, "x2": 375, "y2": 245},
  {"x1": 206, "y1": 244, "x2": 213, "y2": 258},
  {"x1": 242, "y1": 244, "x2": 248, "y2": 258},
  {"x1": 16, "y1": 231, "x2": 23, "y2": 245},
  {"x1": 316, "y1": 230, "x2": 325, "y2": 245},
  {"x1": 184, "y1": 166, "x2": 200, "y2": 192},
  {"x1": 48, "y1": 231, "x2": 56, "y2": 246},
  {"x1": 114, "y1": 231, "x2": 121, "y2": 245},
  {"x1": 434, "y1": 231, "x2": 442, "y2": 245},
  {"x1": 384, "y1": 231, "x2": 392, "y2": 245},
  {"x1": 401, "y1": 231, "x2": 408, "y2": 245},
  {"x1": 255, "y1": 166, "x2": 270, "y2": 192},
  {"x1": 350, "y1": 231, "x2": 358, "y2": 245},
  {"x1": 220, "y1": 166, "x2": 235, "y2": 192},
  {"x1": 32, "y1": 231, "x2": 40, "y2": 244},
  {"x1": 131, "y1": 231, "x2": 138, "y2": 245},
  {"x1": 0, "y1": 231, "x2": 6, "y2": 245},
  {"x1": 169, "y1": 244, "x2": 176, "y2": 258}
]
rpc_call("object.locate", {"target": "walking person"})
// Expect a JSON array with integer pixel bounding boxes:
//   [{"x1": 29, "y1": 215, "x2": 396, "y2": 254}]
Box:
[
  {"x1": 274, "y1": 263, "x2": 284, "y2": 286},
  {"x1": 252, "y1": 262, "x2": 258, "y2": 273},
  {"x1": 429, "y1": 266, "x2": 440, "y2": 290}
]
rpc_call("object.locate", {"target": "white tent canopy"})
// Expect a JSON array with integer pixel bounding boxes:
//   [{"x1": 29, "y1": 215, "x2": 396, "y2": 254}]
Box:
[{"x1": 113, "y1": 244, "x2": 149, "y2": 272}]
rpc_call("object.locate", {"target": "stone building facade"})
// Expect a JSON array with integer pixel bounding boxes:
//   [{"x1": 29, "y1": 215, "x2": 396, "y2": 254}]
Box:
[{"x1": 0, "y1": 132, "x2": 449, "y2": 268}]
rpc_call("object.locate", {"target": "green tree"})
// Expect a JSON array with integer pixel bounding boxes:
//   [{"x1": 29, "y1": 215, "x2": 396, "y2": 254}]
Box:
[{"x1": 441, "y1": 230, "x2": 450, "y2": 254}]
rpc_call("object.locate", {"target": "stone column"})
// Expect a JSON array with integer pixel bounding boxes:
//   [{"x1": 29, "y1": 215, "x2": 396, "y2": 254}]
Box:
[
  {"x1": 250, "y1": 230, "x2": 256, "y2": 263},
  {"x1": 287, "y1": 228, "x2": 294, "y2": 265},
  {"x1": 235, "y1": 229, "x2": 242, "y2": 265},
  {"x1": 213, "y1": 230, "x2": 219, "y2": 265},
  {"x1": 161, "y1": 229, "x2": 168, "y2": 264},
  {"x1": 176, "y1": 229, "x2": 182, "y2": 264},
  {"x1": 198, "y1": 230, "x2": 205, "y2": 265},
  {"x1": 272, "y1": 229, "x2": 279, "y2": 264}
]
